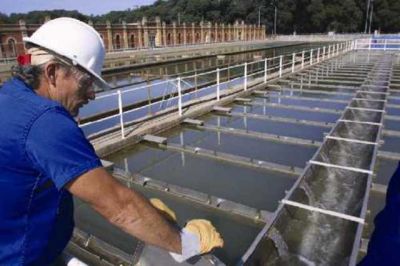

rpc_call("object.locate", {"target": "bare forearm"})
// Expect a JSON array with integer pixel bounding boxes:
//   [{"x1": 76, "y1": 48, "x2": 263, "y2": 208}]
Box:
[
  {"x1": 67, "y1": 168, "x2": 182, "y2": 254},
  {"x1": 97, "y1": 186, "x2": 182, "y2": 253}
]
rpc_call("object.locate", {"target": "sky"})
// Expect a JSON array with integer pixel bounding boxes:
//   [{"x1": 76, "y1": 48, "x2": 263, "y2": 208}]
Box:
[{"x1": 2, "y1": 0, "x2": 157, "y2": 15}]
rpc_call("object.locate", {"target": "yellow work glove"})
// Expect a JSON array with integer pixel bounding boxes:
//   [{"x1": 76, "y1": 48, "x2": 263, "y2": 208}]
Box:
[
  {"x1": 184, "y1": 219, "x2": 224, "y2": 253},
  {"x1": 150, "y1": 198, "x2": 177, "y2": 222},
  {"x1": 170, "y1": 219, "x2": 224, "y2": 262}
]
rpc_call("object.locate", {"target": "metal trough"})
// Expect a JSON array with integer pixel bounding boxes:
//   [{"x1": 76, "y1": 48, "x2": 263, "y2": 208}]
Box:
[{"x1": 242, "y1": 53, "x2": 392, "y2": 265}]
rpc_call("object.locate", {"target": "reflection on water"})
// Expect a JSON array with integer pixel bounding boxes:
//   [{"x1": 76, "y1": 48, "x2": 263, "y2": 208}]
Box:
[
  {"x1": 74, "y1": 183, "x2": 264, "y2": 265},
  {"x1": 203, "y1": 113, "x2": 328, "y2": 142},
  {"x1": 81, "y1": 42, "x2": 334, "y2": 118},
  {"x1": 162, "y1": 125, "x2": 317, "y2": 168},
  {"x1": 230, "y1": 103, "x2": 341, "y2": 123},
  {"x1": 107, "y1": 144, "x2": 294, "y2": 211}
]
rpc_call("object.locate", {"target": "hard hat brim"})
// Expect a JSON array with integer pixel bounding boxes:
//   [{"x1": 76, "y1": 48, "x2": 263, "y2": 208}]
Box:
[{"x1": 23, "y1": 36, "x2": 111, "y2": 91}]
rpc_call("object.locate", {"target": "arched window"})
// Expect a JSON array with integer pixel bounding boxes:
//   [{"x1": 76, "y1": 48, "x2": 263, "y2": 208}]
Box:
[
  {"x1": 225, "y1": 32, "x2": 228, "y2": 41},
  {"x1": 7, "y1": 38, "x2": 16, "y2": 57},
  {"x1": 167, "y1": 33, "x2": 171, "y2": 45},
  {"x1": 115, "y1": 34, "x2": 121, "y2": 50},
  {"x1": 195, "y1": 32, "x2": 200, "y2": 43},
  {"x1": 130, "y1": 34, "x2": 135, "y2": 48},
  {"x1": 177, "y1": 33, "x2": 182, "y2": 44}
]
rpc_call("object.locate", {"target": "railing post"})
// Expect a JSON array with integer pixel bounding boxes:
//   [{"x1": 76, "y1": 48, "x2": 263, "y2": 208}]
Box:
[
  {"x1": 310, "y1": 49, "x2": 313, "y2": 65},
  {"x1": 292, "y1": 53, "x2": 295, "y2": 73},
  {"x1": 117, "y1": 90, "x2": 125, "y2": 139},
  {"x1": 369, "y1": 38, "x2": 372, "y2": 50},
  {"x1": 279, "y1": 55, "x2": 283, "y2": 77},
  {"x1": 264, "y1": 58, "x2": 268, "y2": 83},
  {"x1": 194, "y1": 71, "x2": 198, "y2": 98},
  {"x1": 384, "y1": 39, "x2": 387, "y2": 51},
  {"x1": 336, "y1": 43, "x2": 339, "y2": 55},
  {"x1": 216, "y1": 68, "x2": 220, "y2": 100},
  {"x1": 244, "y1": 62, "x2": 247, "y2": 91},
  {"x1": 317, "y1": 48, "x2": 320, "y2": 63},
  {"x1": 301, "y1": 51, "x2": 305, "y2": 69},
  {"x1": 177, "y1": 77, "x2": 182, "y2": 116},
  {"x1": 323, "y1": 46, "x2": 326, "y2": 60},
  {"x1": 328, "y1": 45, "x2": 331, "y2": 58}
]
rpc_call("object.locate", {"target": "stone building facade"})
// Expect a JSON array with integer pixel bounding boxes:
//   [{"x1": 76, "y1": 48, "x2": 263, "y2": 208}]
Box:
[{"x1": 0, "y1": 17, "x2": 266, "y2": 58}]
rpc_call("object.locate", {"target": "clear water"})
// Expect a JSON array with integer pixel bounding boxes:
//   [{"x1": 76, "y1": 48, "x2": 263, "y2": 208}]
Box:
[
  {"x1": 162, "y1": 126, "x2": 317, "y2": 168},
  {"x1": 381, "y1": 135, "x2": 400, "y2": 153},
  {"x1": 251, "y1": 96, "x2": 347, "y2": 110},
  {"x1": 74, "y1": 183, "x2": 264, "y2": 265},
  {"x1": 229, "y1": 104, "x2": 341, "y2": 123},
  {"x1": 201, "y1": 114, "x2": 328, "y2": 142},
  {"x1": 107, "y1": 144, "x2": 295, "y2": 211}
]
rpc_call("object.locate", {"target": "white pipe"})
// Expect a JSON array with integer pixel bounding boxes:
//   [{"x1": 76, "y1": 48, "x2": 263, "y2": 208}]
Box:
[
  {"x1": 281, "y1": 199, "x2": 365, "y2": 224},
  {"x1": 117, "y1": 90, "x2": 125, "y2": 139},
  {"x1": 346, "y1": 106, "x2": 385, "y2": 113},
  {"x1": 177, "y1": 77, "x2": 182, "y2": 116},
  {"x1": 309, "y1": 160, "x2": 373, "y2": 175},
  {"x1": 338, "y1": 119, "x2": 382, "y2": 126},
  {"x1": 264, "y1": 58, "x2": 268, "y2": 83},
  {"x1": 325, "y1": 136, "x2": 378, "y2": 146},
  {"x1": 292, "y1": 53, "x2": 295, "y2": 73},
  {"x1": 244, "y1": 62, "x2": 248, "y2": 91},
  {"x1": 216, "y1": 68, "x2": 220, "y2": 100}
]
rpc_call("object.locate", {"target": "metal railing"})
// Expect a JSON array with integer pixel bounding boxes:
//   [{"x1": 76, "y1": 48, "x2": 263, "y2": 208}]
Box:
[
  {"x1": 79, "y1": 40, "x2": 354, "y2": 139},
  {"x1": 354, "y1": 38, "x2": 400, "y2": 51}
]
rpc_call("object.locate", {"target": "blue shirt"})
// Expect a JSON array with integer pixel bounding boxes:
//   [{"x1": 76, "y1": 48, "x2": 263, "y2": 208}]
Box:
[
  {"x1": 0, "y1": 78, "x2": 102, "y2": 265},
  {"x1": 359, "y1": 162, "x2": 400, "y2": 265}
]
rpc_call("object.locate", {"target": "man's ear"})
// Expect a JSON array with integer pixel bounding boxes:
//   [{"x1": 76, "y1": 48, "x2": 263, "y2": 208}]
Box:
[{"x1": 43, "y1": 62, "x2": 58, "y2": 87}]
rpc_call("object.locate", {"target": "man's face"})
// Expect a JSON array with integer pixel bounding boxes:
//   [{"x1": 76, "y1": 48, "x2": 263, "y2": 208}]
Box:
[{"x1": 53, "y1": 65, "x2": 96, "y2": 117}]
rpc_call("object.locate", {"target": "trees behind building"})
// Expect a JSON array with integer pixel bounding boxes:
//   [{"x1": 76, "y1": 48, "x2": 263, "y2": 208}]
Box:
[{"x1": 1, "y1": 0, "x2": 399, "y2": 33}]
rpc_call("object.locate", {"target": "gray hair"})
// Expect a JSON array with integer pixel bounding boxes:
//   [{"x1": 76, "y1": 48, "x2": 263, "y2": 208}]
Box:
[{"x1": 12, "y1": 47, "x2": 73, "y2": 90}]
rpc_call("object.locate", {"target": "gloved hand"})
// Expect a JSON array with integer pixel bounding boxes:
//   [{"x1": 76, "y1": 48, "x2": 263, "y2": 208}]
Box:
[
  {"x1": 150, "y1": 198, "x2": 177, "y2": 222},
  {"x1": 170, "y1": 219, "x2": 224, "y2": 262},
  {"x1": 184, "y1": 219, "x2": 224, "y2": 253}
]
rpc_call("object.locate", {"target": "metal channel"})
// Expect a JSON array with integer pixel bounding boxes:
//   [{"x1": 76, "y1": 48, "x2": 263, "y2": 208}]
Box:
[{"x1": 241, "y1": 51, "x2": 394, "y2": 265}]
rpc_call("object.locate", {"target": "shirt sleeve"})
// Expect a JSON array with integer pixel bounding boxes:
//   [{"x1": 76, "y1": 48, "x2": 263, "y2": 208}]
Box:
[{"x1": 25, "y1": 107, "x2": 102, "y2": 190}]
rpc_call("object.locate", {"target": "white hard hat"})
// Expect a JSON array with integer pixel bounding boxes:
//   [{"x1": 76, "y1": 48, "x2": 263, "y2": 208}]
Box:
[{"x1": 23, "y1": 17, "x2": 110, "y2": 90}]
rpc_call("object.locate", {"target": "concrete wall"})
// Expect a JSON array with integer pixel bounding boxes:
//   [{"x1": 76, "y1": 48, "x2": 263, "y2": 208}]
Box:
[{"x1": 268, "y1": 34, "x2": 373, "y2": 42}]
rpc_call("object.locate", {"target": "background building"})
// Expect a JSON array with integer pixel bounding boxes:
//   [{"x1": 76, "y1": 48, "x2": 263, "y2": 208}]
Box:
[{"x1": 0, "y1": 17, "x2": 266, "y2": 58}]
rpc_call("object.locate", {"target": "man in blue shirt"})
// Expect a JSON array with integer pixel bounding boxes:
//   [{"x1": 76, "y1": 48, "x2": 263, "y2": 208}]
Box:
[
  {"x1": 0, "y1": 17, "x2": 222, "y2": 265},
  {"x1": 359, "y1": 163, "x2": 400, "y2": 265}
]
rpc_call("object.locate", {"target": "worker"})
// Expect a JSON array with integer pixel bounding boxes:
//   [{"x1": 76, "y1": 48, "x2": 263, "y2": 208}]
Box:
[
  {"x1": 0, "y1": 17, "x2": 223, "y2": 265},
  {"x1": 358, "y1": 162, "x2": 400, "y2": 265}
]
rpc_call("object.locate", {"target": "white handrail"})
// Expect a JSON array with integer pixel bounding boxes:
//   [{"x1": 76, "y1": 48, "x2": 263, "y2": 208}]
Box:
[{"x1": 80, "y1": 41, "x2": 351, "y2": 138}]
